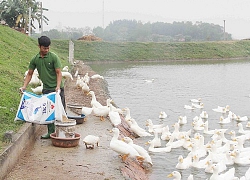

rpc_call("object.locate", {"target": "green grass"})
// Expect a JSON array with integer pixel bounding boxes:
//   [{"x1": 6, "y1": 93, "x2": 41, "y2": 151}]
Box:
[
  {"x1": 1, "y1": 25, "x2": 250, "y2": 152},
  {"x1": 71, "y1": 41, "x2": 250, "y2": 61}
]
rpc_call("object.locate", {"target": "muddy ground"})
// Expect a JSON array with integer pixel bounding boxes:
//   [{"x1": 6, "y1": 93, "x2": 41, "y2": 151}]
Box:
[{"x1": 4, "y1": 61, "x2": 149, "y2": 180}]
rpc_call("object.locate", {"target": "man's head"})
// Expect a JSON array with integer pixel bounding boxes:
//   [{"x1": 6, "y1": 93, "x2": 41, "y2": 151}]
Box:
[
  {"x1": 38, "y1": 36, "x2": 51, "y2": 47},
  {"x1": 38, "y1": 36, "x2": 51, "y2": 56}
]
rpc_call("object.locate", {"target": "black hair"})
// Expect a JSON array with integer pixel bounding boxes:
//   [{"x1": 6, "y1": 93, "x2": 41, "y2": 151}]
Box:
[{"x1": 38, "y1": 36, "x2": 51, "y2": 47}]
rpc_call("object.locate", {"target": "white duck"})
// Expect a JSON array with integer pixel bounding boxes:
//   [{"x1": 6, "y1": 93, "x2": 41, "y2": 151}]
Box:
[
  {"x1": 192, "y1": 119, "x2": 204, "y2": 131},
  {"x1": 205, "y1": 159, "x2": 227, "y2": 174},
  {"x1": 175, "y1": 155, "x2": 190, "y2": 170},
  {"x1": 202, "y1": 121, "x2": 215, "y2": 135},
  {"x1": 31, "y1": 82, "x2": 43, "y2": 94},
  {"x1": 159, "y1": 111, "x2": 167, "y2": 119},
  {"x1": 62, "y1": 71, "x2": 73, "y2": 80},
  {"x1": 190, "y1": 98, "x2": 202, "y2": 103},
  {"x1": 127, "y1": 118, "x2": 153, "y2": 137},
  {"x1": 193, "y1": 134, "x2": 207, "y2": 158},
  {"x1": 184, "y1": 104, "x2": 195, "y2": 110},
  {"x1": 167, "y1": 171, "x2": 182, "y2": 180},
  {"x1": 150, "y1": 131, "x2": 161, "y2": 147},
  {"x1": 92, "y1": 106, "x2": 110, "y2": 121},
  {"x1": 166, "y1": 134, "x2": 184, "y2": 149},
  {"x1": 146, "y1": 119, "x2": 164, "y2": 133},
  {"x1": 28, "y1": 73, "x2": 42, "y2": 87},
  {"x1": 62, "y1": 66, "x2": 69, "y2": 71},
  {"x1": 210, "y1": 164, "x2": 235, "y2": 180},
  {"x1": 87, "y1": 91, "x2": 103, "y2": 108},
  {"x1": 123, "y1": 137, "x2": 153, "y2": 166},
  {"x1": 107, "y1": 100, "x2": 123, "y2": 114},
  {"x1": 232, "y1": 149, "x2": 250, "y2": 165},
  {"x1": 228, "y1": 111, "x2": 237, "y2": 120},
  {"x1": 216, "y1": 150, "x2": 234, "y2": 166},
  {"x1": 92, "y1": 98, "x2": 111, "y2": 121},
  {"x1": 219, "y1": 116, "x2": 231, "y2": 124},
  {"x1": 74, "y1": 68, "x2": 79, "y2": 77},
  {"x1": 75, "y1": 75, "x2": 82, "y2": 88},
  {"x1": 200, "y1": 110, "x2": 208, "y2": 119},
  {"x1": 211, "y1": 129, "x2": 229, "y2": 143},
  {"x1": 182, "y1": 135, "x2": 192, "y2": 150},
  {"x1": 91, "y1": 74, "x2": 104, "y2": 79},
  {"x1": 110, "y1": 128, "x2": 144, "y2": 162},
  {"x1": 236, "y1": 115, "x2": 248, "y2": 122},
  {"x1": 238, "y1": 123, "x2": 250, "y2": 134},
  {"x1": 108, "y1": 103, "x2": 121, "y2": 126},
  {"x1": 212, "y1": 106, "x2": 227, "y2": 113},
  {"x1": 161, "y1": 125, "x2": 172, "y2": 141},
  {"x1": 82, "y1": 135, "x2": 100, "y2": 149},
  {"x1": 144, "y1": 79, "x2": 154, "y2": 83},
  {"x1": 193, "y1": 116, "x2": 204, "y2": 127},
  {"x1": 171, "y1": 122, "x2": 182, "y2": 140},
  {"x1": 231, "y1": 138, "x2": 250, "y2": 152},
  {"x1": 246, "y1": 122, "x2": 250, "y2": 128},
  {"x1": 122, "y1": 107, "x2": 133, "y2": 122},
  {"x1": 192, "y1": 102, "x2": 204, "y2": 109},
  {"x1": 146, "y1": 140, "x2": 171, "y2": 153},
  {"x1": 205, "y1": 159, "x2": 214, "y2": 173},
  {"x1": 81, "y1": 106, "x2": 93, "y2": 120},
  {"x1": 191, "y1": 154, "x2": 206, "y2": 168},
  {"x1": 81, "y1": 82, "x2": 90, "y2": 94},
  {"x1": 229, "y1": 130, "x2": 247, "y2": 142},
  {"x1": 83, "y1": 72, "x2": 90, "y2": 85},
  {"x1": 178, "y1": 116, "x2": 187, "y2": 125}
]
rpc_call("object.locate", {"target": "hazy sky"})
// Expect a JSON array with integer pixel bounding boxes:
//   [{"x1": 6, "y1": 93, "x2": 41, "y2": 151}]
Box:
[{"x1": 40, "y1": 0, "x2": 250, "y2": 39}]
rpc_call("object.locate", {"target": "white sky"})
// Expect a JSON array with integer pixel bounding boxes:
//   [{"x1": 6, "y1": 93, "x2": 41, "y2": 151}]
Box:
[{"x1": 39, "y1": 0, "x2": 250, "y2": 39}]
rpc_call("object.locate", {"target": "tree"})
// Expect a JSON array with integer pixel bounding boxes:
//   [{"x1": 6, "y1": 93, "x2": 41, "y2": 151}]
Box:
[
  {"x1": 0, "y1": 0, "x2": 22, "y2": 27},
  {"x1": 0, "y1": 0, "x2": 48, "y2": 33},
  {"x1": 93, "y1": 19, "x2": 232, "y2": 42}
]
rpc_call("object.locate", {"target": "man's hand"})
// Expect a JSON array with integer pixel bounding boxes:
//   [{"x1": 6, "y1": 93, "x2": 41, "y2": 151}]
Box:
[
  {"x1": 55, "y1": 87, "x2": 60, "y2": 92},
  {"x1": 19, "y1": 87, "x2": 26, "y2": 94}
]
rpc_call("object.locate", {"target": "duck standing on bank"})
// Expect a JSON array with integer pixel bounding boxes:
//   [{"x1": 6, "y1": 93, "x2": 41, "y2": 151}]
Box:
[
  {"x1": 110, "y1": 128, "x2": 144, "y2": 163},
  {"x1": 123, "y1": 137, "x2": 153, "y2": 167},
  {"x1": 82, "y1": 135, "x2": 100, "y2": 149}
]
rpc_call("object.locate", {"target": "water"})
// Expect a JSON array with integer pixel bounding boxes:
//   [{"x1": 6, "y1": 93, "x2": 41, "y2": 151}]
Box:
[{"x1": 89, "y1": 59, "x2": 250, "y2": 179}]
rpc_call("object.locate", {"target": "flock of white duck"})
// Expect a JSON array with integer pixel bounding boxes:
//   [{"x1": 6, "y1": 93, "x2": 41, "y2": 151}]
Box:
[
  {"x1": 79, "y1": 84, "x2": 250, "y2": 180},
  {"x1": 25, "y1": 67, "x2": 250, "y2": 179},
  {"x1": 75, "y1": 73, "x2": 250, "y2": 179}
]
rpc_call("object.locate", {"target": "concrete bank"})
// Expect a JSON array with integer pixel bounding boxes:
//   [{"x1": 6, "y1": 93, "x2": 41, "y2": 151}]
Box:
[{"x1": 0, "y1": 123, "x2": 44, "y2": 179}]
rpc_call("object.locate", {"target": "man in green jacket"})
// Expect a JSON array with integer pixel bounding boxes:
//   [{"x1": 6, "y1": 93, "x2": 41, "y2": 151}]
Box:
[{"x1": 20, "y1": 36, "x2": 66, "y2": 139}]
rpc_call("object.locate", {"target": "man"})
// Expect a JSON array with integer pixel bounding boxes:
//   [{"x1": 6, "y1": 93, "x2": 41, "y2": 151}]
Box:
[{"x1": 20, "y1": 36, "x2": 66, "y2": 139}]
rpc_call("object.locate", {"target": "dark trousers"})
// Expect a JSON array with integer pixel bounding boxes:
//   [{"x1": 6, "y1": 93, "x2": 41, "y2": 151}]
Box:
[{"x1": 42, "y1": 88, "x2": 66, "y2": 110}]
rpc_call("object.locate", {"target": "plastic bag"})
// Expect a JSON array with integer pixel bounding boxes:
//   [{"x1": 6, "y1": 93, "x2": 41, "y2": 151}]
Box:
[{"x1": 15, "y1": 91, "x2": 66, "y2": 124}]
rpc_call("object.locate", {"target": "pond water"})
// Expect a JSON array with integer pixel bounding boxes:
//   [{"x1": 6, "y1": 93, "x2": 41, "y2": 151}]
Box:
[{"x1": 89, "y1": 59, "x2": 250, "y2": 179}]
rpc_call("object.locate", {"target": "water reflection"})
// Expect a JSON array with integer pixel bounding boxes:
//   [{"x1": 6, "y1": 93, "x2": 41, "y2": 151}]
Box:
[{"x1": 89, "y1": 59, "x2": 250, "y2": 179}]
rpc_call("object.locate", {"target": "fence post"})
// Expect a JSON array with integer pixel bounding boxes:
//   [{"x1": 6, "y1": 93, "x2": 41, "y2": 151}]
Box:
[{"x1": 69, "y1": 40, "x2": 74, "y2": 65}]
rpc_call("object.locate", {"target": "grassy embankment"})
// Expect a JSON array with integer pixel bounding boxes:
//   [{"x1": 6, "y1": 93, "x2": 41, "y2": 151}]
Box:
[
  {"x1": 1, "y1": 25, "x2": 250, "y2": 152},
  {"x1": 73, "y1": 40, "x2": 250, "y2": 61}
]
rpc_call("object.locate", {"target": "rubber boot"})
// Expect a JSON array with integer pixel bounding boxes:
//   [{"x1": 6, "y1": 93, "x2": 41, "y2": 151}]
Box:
[{"x1": 41, "y1": 123, "x2": 55, "y2": 139}]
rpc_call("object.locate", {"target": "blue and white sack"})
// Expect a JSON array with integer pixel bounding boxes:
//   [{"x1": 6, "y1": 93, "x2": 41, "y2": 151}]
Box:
[{"x1": 15, "y1": 91, "x2": 66, "y2": 124}]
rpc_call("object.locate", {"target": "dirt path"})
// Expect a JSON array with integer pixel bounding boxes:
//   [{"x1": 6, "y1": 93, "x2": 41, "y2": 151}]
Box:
[{"x1": 4, "y1": 61, "x2": 148, "y2": 180}]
